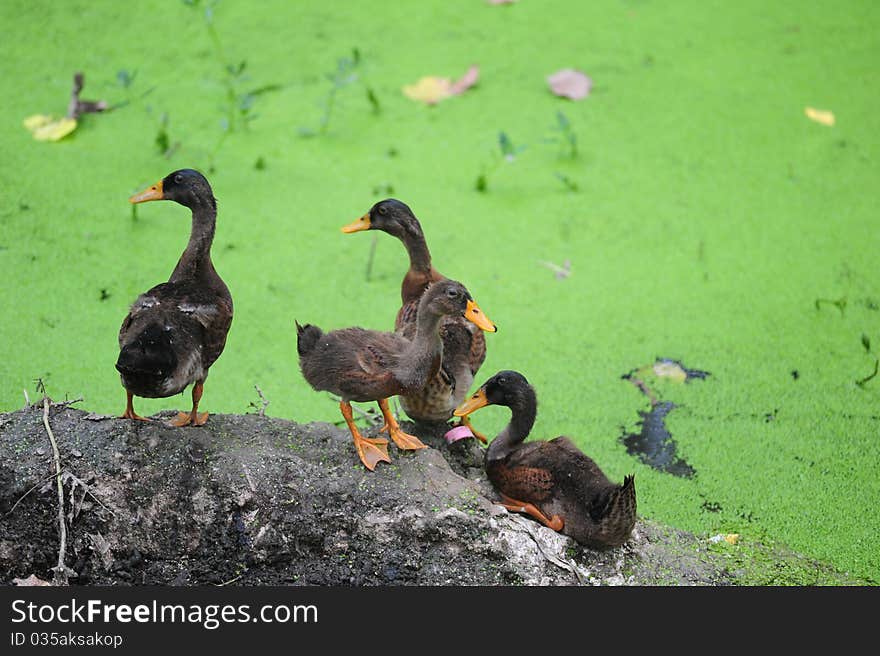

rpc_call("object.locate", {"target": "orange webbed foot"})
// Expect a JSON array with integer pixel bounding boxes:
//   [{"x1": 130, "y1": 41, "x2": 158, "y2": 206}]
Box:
[
  {"x1": 500, "y1": 494, "x2": 565, "y2": 532},
  {"x1": 120, "y1": 409, "x2": 151, "y2": 422},
  {"x1": 167, "y1": 411, "x2": 208, "y2": 427},
  {"x1": 168, "y1": 412, "x2": 192, "y2": 427},
  {"x1": 382, "y1": 424, "x2": 427, "y2": 451},
  {"x1": 376, "y1": 398, "x2": 427, "y2": 450},
  {"x1": 354, "y1": 434, "x2": 392, "y2": 471}
]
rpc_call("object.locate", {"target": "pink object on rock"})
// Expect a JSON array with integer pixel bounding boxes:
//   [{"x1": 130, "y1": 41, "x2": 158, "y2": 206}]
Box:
[
  {"x1": 444, "y1": 424, "x2": 476, "y2": 443},
  {"x1": 547, "y1": 68, "x2": 592, "y2": 100}
]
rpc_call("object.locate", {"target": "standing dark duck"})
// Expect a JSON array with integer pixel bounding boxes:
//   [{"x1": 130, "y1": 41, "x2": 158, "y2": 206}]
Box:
[
  {"x1": 116, "y1": 169, "x2": 233, "y2": 427},
  {"x1": 342, "y1": 199, "x2": 493, "y2": 439},
  {"x1": 454, "y1": 371, "x2": 636, "y2": 548},
  {"x1": 296, "y1": 279, "x2": 496, "y2": 471}
]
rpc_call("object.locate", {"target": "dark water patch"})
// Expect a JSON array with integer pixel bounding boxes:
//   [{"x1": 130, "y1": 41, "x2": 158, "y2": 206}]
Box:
[
  {"x1": 621, "y1": 401, "x2": 696, "y2": 478},
  {"x1": 621, "y1": 357, "x2": 709, "y2": 478}
]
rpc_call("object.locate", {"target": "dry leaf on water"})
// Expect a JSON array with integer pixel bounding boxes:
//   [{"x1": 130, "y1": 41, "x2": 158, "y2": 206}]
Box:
[
  {"x1": 403, "y1": 65, "x2": 480, "y2": 105},
  {"x1": 709, "y1": 533, "x2": 740, "y2": 545},
  {"x1": 805, "y1": 106, "x2": 835, "y2": 126},
  {"x1": 547, "y1": 68, "x2": 592, "y2": 100},
  {"x1": 652, "y1": 360, "x2": 688, "y2": 383},
  {"x1": 23, "y1": 114, "x2": 78, "y2": 142},
  {"x1": 23, "y1": 72, "x2": 107, "y2": 142}
]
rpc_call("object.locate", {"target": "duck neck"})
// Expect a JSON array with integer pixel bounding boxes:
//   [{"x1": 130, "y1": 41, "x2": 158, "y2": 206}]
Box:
[
  {"x1": 487, "y1": 391, "x2": 537, "y2": 461},
  {"x1": 397, "y1": 310, "x2": 444, "y2": 391},
  {"x1": 170, "y1": 197, "x2": 217, "y2": 283},
  {"x1": 401, "y1": 231, "x2": 432, "y2": 274}
]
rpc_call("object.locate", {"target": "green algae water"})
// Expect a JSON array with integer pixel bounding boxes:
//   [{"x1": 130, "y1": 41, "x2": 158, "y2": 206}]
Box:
[{"x1": 1, "y1": 0, "x2": 877, "y2": 583}]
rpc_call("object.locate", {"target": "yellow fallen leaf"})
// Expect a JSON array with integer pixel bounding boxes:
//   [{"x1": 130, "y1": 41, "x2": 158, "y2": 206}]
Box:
[
  {"x1": 403, "y1": 65, "x2": 480, "y2": 105},
  {"x1": 805, "y1": 107, "x2": 835, "y2": 126},
  {"x1": 652, "y1": 360, "x2": 688, "y2": 383},
  {"x1": 23, "y1": 114, "x2": 77, "y2": 141},
  {"x1": 724, "y1": 533, "x2": 740, "y2": 545},
  {"x1": 403, "y1": 77, "x2": 452, "y2": 105}
]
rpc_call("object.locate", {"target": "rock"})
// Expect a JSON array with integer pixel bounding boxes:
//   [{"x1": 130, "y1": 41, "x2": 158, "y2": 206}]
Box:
[{"x1": 0, "y1": 404, "x2": 839, "y2": 586}]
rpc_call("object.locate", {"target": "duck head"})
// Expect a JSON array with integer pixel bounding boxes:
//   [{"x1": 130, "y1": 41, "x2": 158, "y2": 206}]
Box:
[
  {"x1": 341, "y1": 198, "x2": 423, "y2": 241},
  {"x1": 129, "y1": 169, "x2": 215, "y2": 209},
  {"x1": 454, "y1": 370, "x2": 534, "y2": 416},
  {"x1": 420, "y1": 279, "x2": 497, "y2": 332}
]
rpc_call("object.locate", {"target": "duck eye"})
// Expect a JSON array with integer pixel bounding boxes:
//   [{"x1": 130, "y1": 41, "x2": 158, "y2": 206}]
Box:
[
  {"x1": 498, "y1": 376, "x2": 507, "y2": 385},
  {"x1": 174, "y1": 174, "x2": 183, "y2": 184},
  {"x1": 378, "y1": 205, "x2": 388, "y2": 216},
  {"x1": 446, "y1": 288, "x2": 459, "y2": 298}
]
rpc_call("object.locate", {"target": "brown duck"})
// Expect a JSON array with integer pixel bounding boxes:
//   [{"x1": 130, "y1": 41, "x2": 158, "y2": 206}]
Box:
[
  {"x1": 116, "y1": 169, "x2": 233, "y2": 427},
  {"x1": 342, "y1": 199, "x2": 492, "y2": 439},
  {"x1": 455, "y1": 370, "x2": 636, "y2": 548},
  {"x1": 297, "y1": 279, "x2": 496, "y2": 471}
]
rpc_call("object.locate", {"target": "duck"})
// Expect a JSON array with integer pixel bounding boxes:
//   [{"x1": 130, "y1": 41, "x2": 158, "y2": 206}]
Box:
[
  {"x1": 116, "y1": 169, "x2": 233, "y2": 427},
  {"x1": 342, "y1": 199, "x2": 492, "y2": 439},
  {"x1": 297, "y1": 279, "x2": 496, "y2": 471},
  {"x1": 454, "y1": 370, "x2": 636, "y2": 548}
]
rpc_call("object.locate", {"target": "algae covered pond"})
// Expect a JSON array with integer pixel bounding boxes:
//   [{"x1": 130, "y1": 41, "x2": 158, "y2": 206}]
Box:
[{"x1": 0, "y1": 1, "x2": 877, "y2": 583}]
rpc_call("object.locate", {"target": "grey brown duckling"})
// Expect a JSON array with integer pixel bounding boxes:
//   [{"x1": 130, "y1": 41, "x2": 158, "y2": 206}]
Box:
[
  {"x1": 116, "y1": 169, "x2": 233, "y2": 427},
  {"x1": 342, "y1": 199, "x2": 492, "y2": 438},
  {"x1": 455, "y1": 371, "x2": 636, "y2": 548},
  {"x1": 297, "y1": 279, "x2": 496, "y2": 471}
]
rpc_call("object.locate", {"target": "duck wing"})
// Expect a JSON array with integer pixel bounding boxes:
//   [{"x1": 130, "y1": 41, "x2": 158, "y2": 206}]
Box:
[
  {"x1": 490, "y1": 442, "x2": 559, "y2": 502},
  {"x1": 118, "y1": 282, "x2": 232, "y2": 374},
  {"x1": 301, "y1": 327, "x2": 412, "y2": 401}
]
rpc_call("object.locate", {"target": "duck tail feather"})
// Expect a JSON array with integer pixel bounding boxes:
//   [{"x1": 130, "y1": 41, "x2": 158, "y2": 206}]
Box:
[{"x1": 296, "y1": 321, "x2": 323, "y2": 356}]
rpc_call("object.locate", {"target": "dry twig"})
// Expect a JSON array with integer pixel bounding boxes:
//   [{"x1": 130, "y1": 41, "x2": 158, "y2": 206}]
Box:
[
  {"x1": 252, "y1": 384, "x2": 270, "y2": 416},
  {"x1": 41, "y1": 393, "x2": 74, "y2": 584}
]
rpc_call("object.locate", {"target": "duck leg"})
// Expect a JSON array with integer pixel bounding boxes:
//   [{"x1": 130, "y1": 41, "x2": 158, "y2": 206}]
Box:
[
  {"x1": 377, "y1": 398, "x2": 427, "y2": 450},
  {"x1": 455, "y1": 415, "x2": 488, "y2": 444},
  {"x1": 169, "y1": 381, "x2": 209, "y2": 427},
  {"x1": 341, "y1": 401, "x2": 391, "y2": 471},
  {"x1": 120, "y1": 391, "x2": 150, "y2": 421},
  {"x1": 499, "y1": 493, "x2": 564, "y2": 532}
]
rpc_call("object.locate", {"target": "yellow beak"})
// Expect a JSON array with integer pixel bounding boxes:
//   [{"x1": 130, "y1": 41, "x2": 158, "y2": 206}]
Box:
[
  {"x1": 454, "y1": 388, "x2": 490, "y2": 417},
  {"x1": 464, "y1": 299, "x2": 497, "y2": 332},
  {"x1": 341, "y1": 213, "x2": 371, "y2": 233},
  {"x1": 129, "y1": 179, "x2": 164, "y2": 204}
]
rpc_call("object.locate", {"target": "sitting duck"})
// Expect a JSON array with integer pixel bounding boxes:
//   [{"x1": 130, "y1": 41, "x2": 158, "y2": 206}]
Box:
[
  {"x1": 116, "y1": 169, "x2": 233, "y2": 426},
  {"x1": 342, "y1": 199, "x2": 492, "y2": 439},
  {"x1": 455, "y1": 370, "x2": 636, "y2": 548},
  {"x1": 297, "y1": 279, "x2": 496, "y2": 471}
]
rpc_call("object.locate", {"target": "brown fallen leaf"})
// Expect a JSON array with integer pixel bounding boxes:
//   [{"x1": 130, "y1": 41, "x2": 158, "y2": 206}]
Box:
[
  {"x1": 805, "y1": 106, "x2": 835, "y2": 126},
  {"x1": 547, "y1": 68, "x2": 592, "y2": 100},
  {"x1": 13, "y1": 574, "x2": 53, "y2": 586},
  {"x1": 449, "y1": 65, "x2": 480, "y2": 96},
  {"x1": 487, "y1": 0, "x2": 517, "y2": 4},
  {"x1": 403, "y1": 65, "x2": 479, "y2": 105}
]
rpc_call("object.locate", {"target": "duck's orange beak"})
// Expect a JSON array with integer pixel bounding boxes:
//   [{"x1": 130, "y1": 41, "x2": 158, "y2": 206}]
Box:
[
  {"x1": 341, "y1": 213, "x2": 371, "y2": 233},
  {"x1": 454, "y1": 388, "x2": 490, "y2": 417},
  {"x1": 464, "y1": 299, "x2": 497, "y2": 332},
  {"x1": 129, "y1": 179, "x2": 164, "y2": 204}
]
